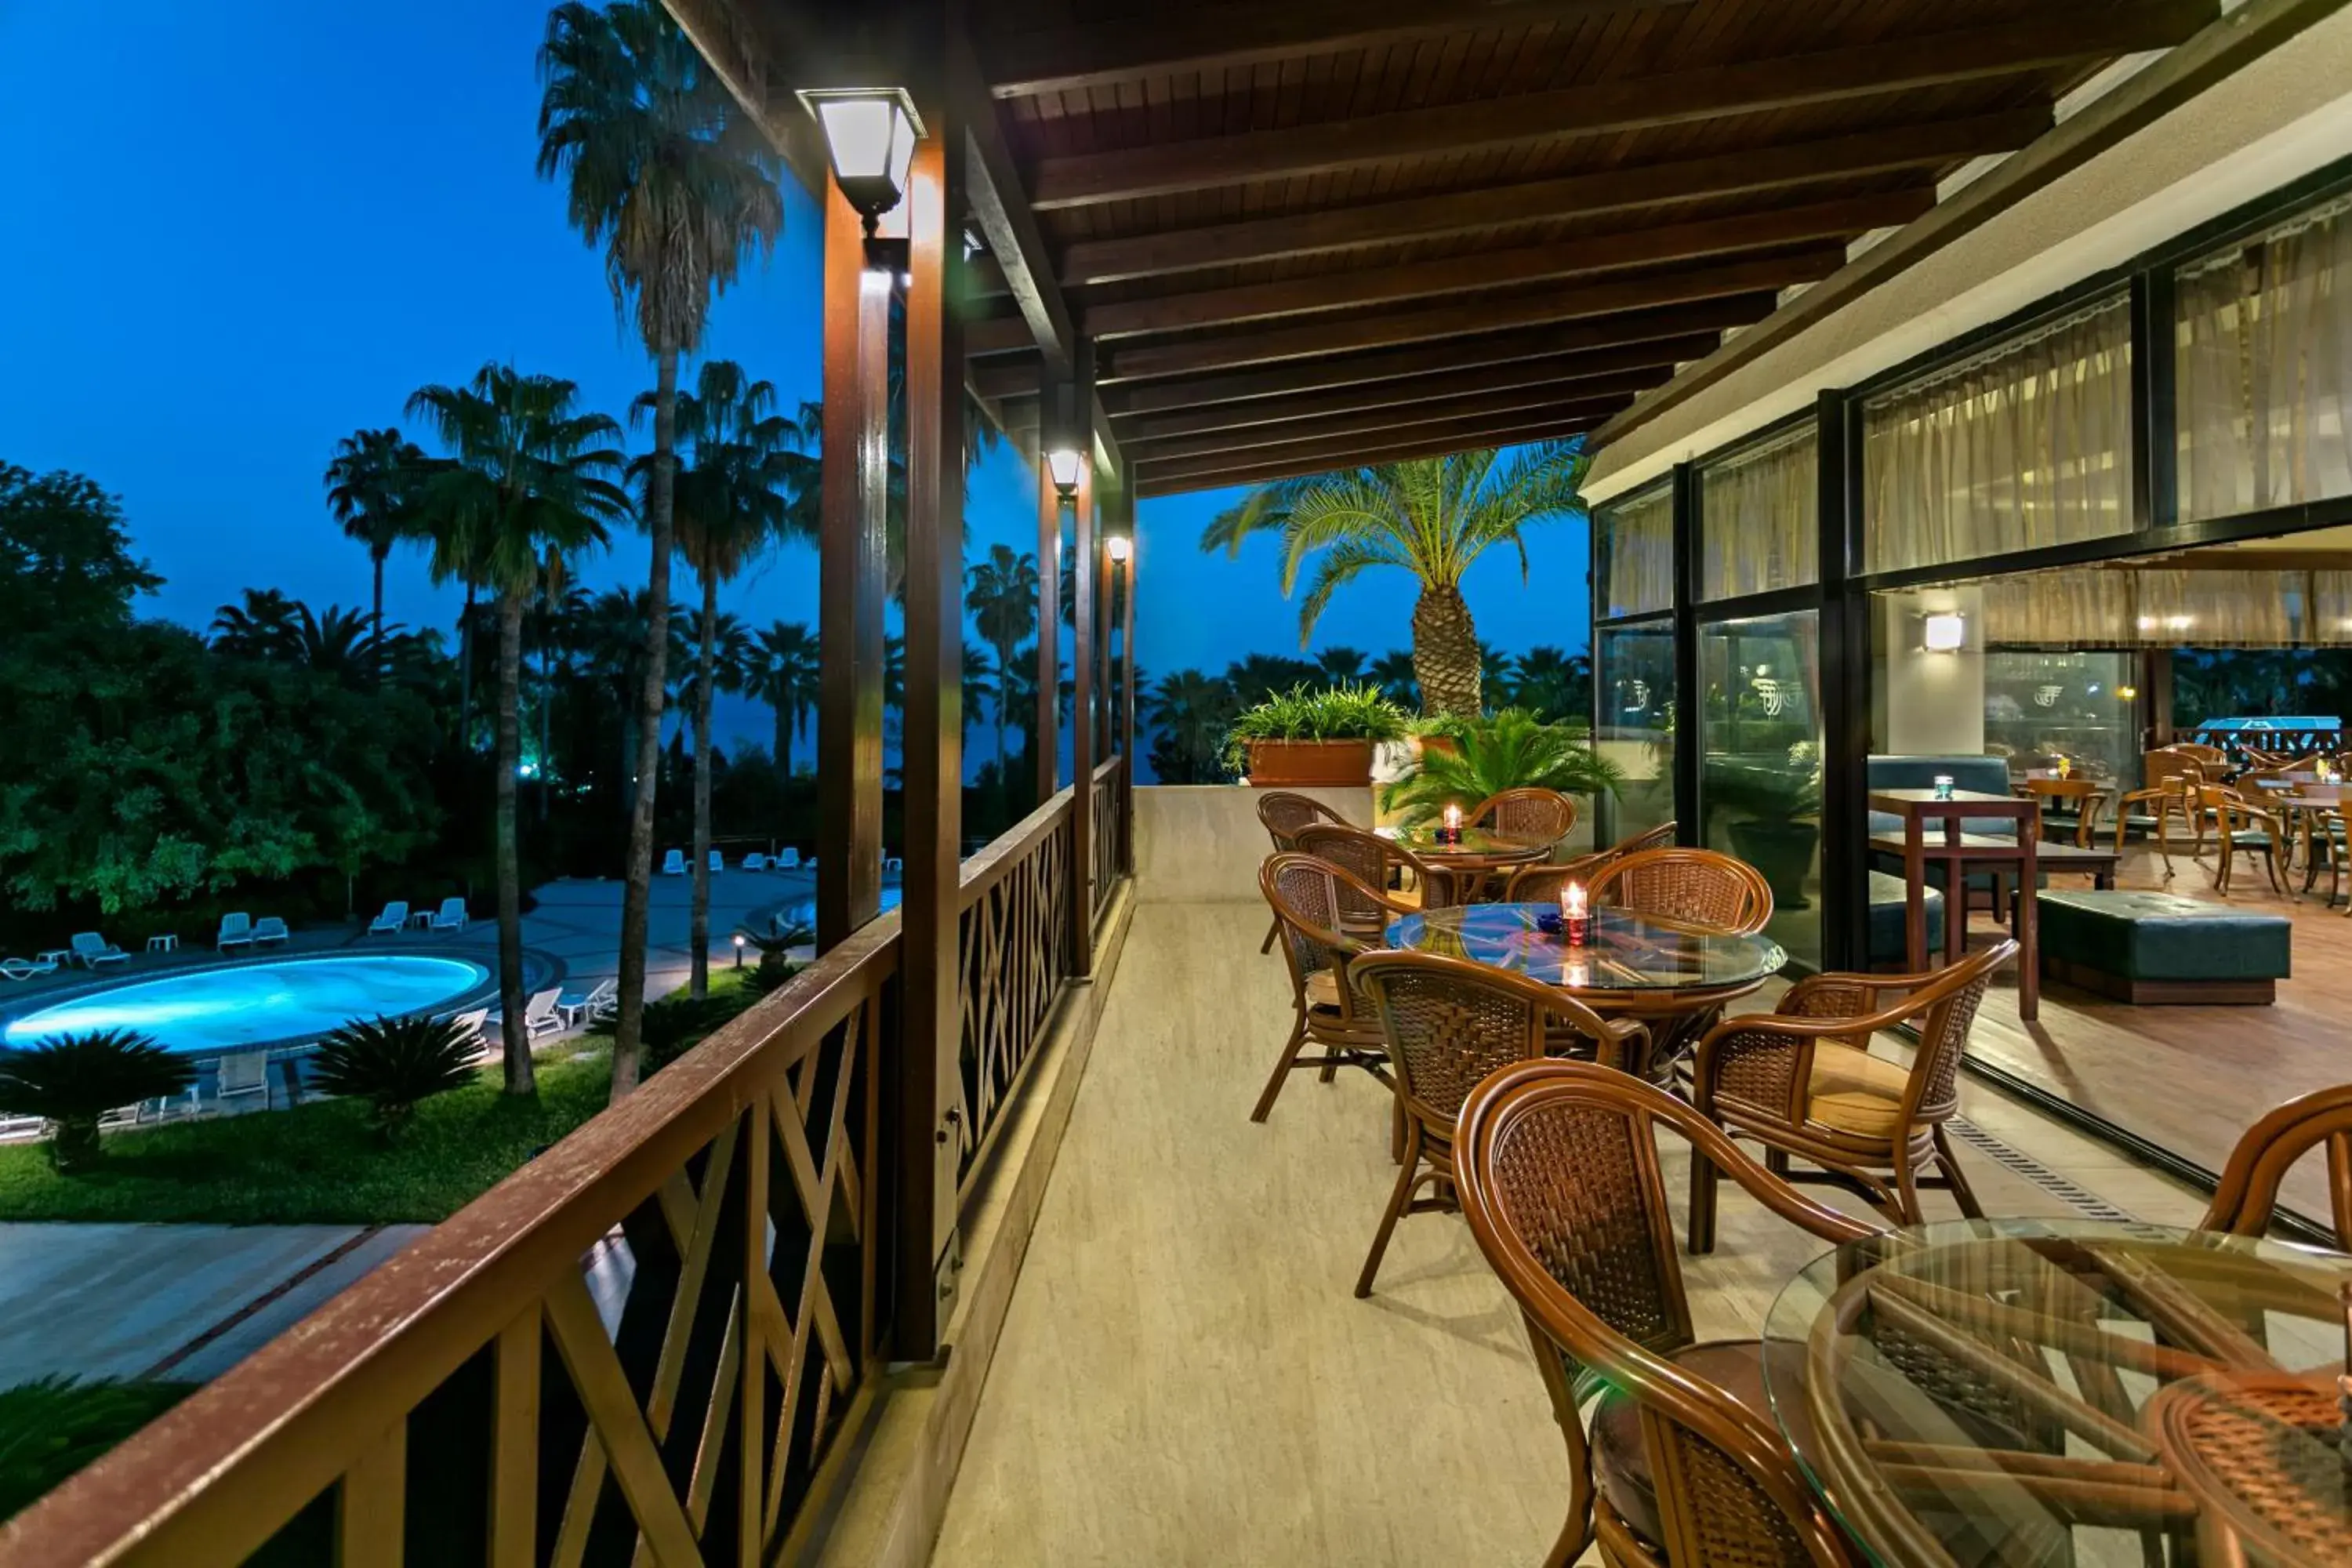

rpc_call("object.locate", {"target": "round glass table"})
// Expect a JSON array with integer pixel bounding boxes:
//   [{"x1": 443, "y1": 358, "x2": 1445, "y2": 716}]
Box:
[
  {"x1": 1390, "y1": 825, "x2": 1554, "y2": 869},
  {"x1": 1385, "y1": 903, "x2": 1784, "y2": 1076},
  {"x1": 1763, "y1": 1218, "x2": 2352, "y2": 1567}
]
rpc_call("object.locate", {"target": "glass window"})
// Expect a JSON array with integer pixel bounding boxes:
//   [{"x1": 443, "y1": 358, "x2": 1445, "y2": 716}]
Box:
[
  {"x1": 1700, "y1": 424, "x2": 1819, "y2": 600},
  {"x1": 2178, "y1": 192, "x2": 2352, "y2": 521},
  {"x1": 1598, "y1": 481, "x2": 1674, "y2": 618},
  {"x1": 1984, "y1": 651, "x2": 2138, "y2": 792},
  {"x1": 1697, "y1": 612, "x2": 1822, "y2": 969},
  {"x1": 1862, "y1": 294, "x2": 2134, "y2": 573},
  {"x1": 1595, "y1": 619, "x2": 1675, "y2": 841}
]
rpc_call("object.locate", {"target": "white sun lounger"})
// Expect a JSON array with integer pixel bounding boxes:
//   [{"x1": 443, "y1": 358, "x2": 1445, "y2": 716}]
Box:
[
  {"x1": 429, "y1": 897, "x2": 468, "y2": 932},
  {"x1": 497, "y1": 986, "x2": 564, "y2": 1039},
  {"x1": 368, "y1": 901, "x2": 408, "y2": 935},
  {"x1": 216, "y1": 913, "x2": 254, "y2": 951},
  {"x1": 557, "y1": 977, "x2": 617, "y2": 1029},
  {"x1": 772, "y1": 847, "x2": 802, "y2": 870},
  {"x1": 70, "y1": 932, "x2": 129, "y2": 968},
  {"x1": 660, "y1": 849, "x2": 687, "y2": 876},
  {"x1": 742, "y1": 852, "x2": 768, "y2": 872},
  {"x1": 708, "y1": 850, "x2": 725, "y2": 873},
  {"x1": 0, "y1": 957, "x2": 58, "y2": 982},
  {"x1": 251, "y1": 916, "x2": 289, "y2": 947}
]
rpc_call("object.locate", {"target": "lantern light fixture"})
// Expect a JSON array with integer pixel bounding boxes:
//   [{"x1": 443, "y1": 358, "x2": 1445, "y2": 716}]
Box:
[
  {"x1": 797, "y1": 88, "x2": 922, "y2": 234},
  {"x1": 1105, "y1": 534, "x2": 1133, "y2": 564},
  {"x1": 1046, "y1": 445, "x2": 1083, "y2": 499},
  {"x1": 1922, "y1": 612, "x2": 1965, "y2": 653}
]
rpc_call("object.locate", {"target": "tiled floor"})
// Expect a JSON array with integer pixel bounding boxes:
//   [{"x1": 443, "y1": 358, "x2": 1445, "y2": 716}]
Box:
[{"x1": 931, "y1": 898, "x2": 2224, "y2": 1568}]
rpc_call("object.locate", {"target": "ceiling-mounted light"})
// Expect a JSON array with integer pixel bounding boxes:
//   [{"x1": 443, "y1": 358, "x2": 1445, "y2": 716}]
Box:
[
  {"x1": 1046, "y1": 446, "x2": 1082, "y2": 499},
  {"x1": 1105, "y1": 534, "x2": 1133, "y2": 564}
]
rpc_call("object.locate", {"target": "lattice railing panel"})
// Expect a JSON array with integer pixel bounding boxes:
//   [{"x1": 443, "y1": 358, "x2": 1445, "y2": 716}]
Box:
[
  {"x1": 955, "y1": 811, "x2": 1073, "y2": 1191},
  {"x1": 1091, "y1": 757, "x2": 1123, "y2": 922}
]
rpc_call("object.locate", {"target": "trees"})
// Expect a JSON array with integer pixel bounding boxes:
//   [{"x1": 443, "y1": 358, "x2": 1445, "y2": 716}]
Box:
[
  {"x1": 1316, "y1": 646, "x2": 1368, "y2": 683},
  {"x1": 407, "y1": 365, "x2": 626, "y2": 1095},
  {"x1": 1512, "y1": 645, "x2": 1593, "y2": 724},
  {"x1": 537, "y1": 0, "x2": 783, "y2": 1098},
  {"x1": 965, "y1": 544, "x2": 1040, "y2": 770},
  {"x1": 1144, "y1": 670, "x2": 1241, "y2": 785},
  {"x1": 324, "y1": 427, "x2": 428, "y2": 665},
  {"x1": 646, "y1": 360, "x2": 797, "y2": 997},
  {"x1": 1200, "y1": 441, "x2": 1592, "y2": 716},
  {"x1": 1367, "y1": 649, "x2": 1420, "y2": 711},
  {"x1": 746, "y1": 621, "x2": 818, "y2": 777},
  {"x1": 209, "y1": 589, "x2": 304, "y2": 658},
  {"x1": 0, "y1": 464, "x2": 159, "y2": 629}
]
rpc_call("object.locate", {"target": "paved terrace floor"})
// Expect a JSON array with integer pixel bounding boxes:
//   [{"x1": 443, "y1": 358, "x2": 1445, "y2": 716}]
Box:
[{"x1": 931, "y1": 896, "x2": 2223, "y2": 1568}]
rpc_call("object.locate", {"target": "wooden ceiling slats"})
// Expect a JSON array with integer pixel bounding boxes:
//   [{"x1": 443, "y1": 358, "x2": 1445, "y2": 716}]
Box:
[
  {"x1": 1134, "y1": 413, "x2": 1608, "y2": 496},
  {"x1": 1120, "y1": 376, "x2": 1667, "y2": 454},
  {"x1": 1024, "y1": 2, "x2": 2212, "y2": 209},
  {"x1": 1056, "y1": 110, "x2": 2040, "y2": 285},
  {"x1": 1129, "y1": 388, "x2": 1638, "y2": 464}
]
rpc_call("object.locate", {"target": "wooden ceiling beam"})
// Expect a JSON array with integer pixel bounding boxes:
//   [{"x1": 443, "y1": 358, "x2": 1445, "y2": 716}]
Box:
[
  {"x1": 983, "y1": 0, "x2": 1693, "y2": 99},
  {"x1": 1059, "y1": 109, "x2": 2049, "y2": 287},
  {"x1": 1129, "y1": 388, "x2": 1639, "y2": 464},
  {"x1": 1101, "y1": 251, "x2": 1838, "y2": 383},
  {"x1": 969, "y1": 354, "x2": 1045, "y2": 402},
  {"x1": 1082, "y1": 191, "x2": 1930, "y2": 341},
  {"x1": 964, "y1": 313, "x2": 1038, "y2": 357},
  {"x1": 1028, "y1": 2, "x2": 2215, "y2": 209},
  {"x1": 1117, "y1": 363, "x2": 1671, "y2": 445},
  {"x1": 1136, "y1": 415, "x2": 1604, "y2": 497},
  {"x1": 1106, "y1": 319, "x2": 1737, "y2": 416}
]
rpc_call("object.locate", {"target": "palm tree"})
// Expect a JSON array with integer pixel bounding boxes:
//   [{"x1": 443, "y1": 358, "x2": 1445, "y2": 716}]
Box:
[
  {"x1": 1200, "y1": 442, "x2": 1592, "y2": 716},
  {"x1": 288, "y1": 604, "x2": 385, "y2": 684},
  {"x1": 579, "y1": 587, "x2": 689, "y2": 811},
  {"x1": 537, "y1": 0, "x2": 783, "y2": 1098},
  {"x1": 965, "y1": 544, "x2": 1040, "y2": 769},
  {"x1": 1142, "y1": 670, "x2": 1240, "y2": 785},
  {"x1": 1381, "y1": 710, "x2": 1622, "y2": 829},
  {"x1": 1480, "y1": 644, "x2": 1516, "y2": 707},
  {"x1": 407, "y1": 364, "x2": 627, "y2": 1096},
  {"x1": 638, "y1": 360, "x2": 797, "y2": 998},
  {"x1": 746, "y1": 620, "x2": 818, "y2": 776},
  {"x1": 324, "y1": 427, "x2": 428, "y2": 666},
  {"x1": 1512, "y1": 644, "x2": 1592, "y2": 724},
  {"x1": 1225, "y1": 652, "x2": 1323, "y2": 703},
  {"x1": 962, "y1": 641, "x2": 996, "y2": 738},
  {"x1": 209, "y1": 589, "x2": 303, "y2": 658},
  {"x1": 1316, "y1": 646, "x2": 1368, "y2": 683},
  {"x1": 1368, "y1": 648, "x2": 1419, "y2": 710}
]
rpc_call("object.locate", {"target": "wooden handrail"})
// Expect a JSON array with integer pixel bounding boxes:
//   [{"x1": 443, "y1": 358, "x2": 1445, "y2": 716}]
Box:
[{"x1": 959, "y1": 781, "x2": 1076, "y2": 914}]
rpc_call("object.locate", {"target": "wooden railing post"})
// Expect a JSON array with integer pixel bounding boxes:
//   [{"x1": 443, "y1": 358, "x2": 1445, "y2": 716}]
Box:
[{"x1": 1067, "y1": 343, "x2": 1097, "y2": 981}]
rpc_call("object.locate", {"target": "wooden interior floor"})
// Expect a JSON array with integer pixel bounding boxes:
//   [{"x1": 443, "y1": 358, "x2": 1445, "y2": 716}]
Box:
[
  {"x1": 1957, "y1": 837, "x2": 2351, "y2": 1223},
  {"x1": 930, "y1": 898, "x2": 2223, "y2": 1568}
]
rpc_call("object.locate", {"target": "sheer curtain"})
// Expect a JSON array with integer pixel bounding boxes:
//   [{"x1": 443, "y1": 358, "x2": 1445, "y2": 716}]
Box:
[
  {"x1": 1863, "y1": 295, "x2": 2134, "y2": 573},
  {"x1": 1975, "y1": 564, "x2": 2342, "y2": 647},
  {"x1": 2178, "y1": 193, "x2": 2352, "y2": 521},
  {"x1": 1700, "y1": 425, "x2": 1818, "y2": 599},
  {"x1": 1600, "y1": 482, "x2": 1674, "y2": 617}
]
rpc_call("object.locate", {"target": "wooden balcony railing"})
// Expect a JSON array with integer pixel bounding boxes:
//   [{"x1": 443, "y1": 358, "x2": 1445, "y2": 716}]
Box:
[
  {"x1": 1091, "y1": 754, "x2": 1123, "y2": 926},
  {"x1": 0, "y1": 758, "x2": 1131, "y2": 1567}
]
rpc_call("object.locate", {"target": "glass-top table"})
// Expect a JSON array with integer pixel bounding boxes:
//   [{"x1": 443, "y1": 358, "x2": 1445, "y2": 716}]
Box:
[
  {"x1": 1764, "y1": 1218, "x2": 2352, "y2": 1566},
  {"x1": 1385, "y1": 902, "x2": 1784, "y2": 993},
  {"x1": 1390, "y1": 826, "x2": 1553, "y2": 866}
]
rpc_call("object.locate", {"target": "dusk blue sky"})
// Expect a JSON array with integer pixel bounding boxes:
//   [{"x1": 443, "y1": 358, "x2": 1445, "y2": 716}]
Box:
[{"x1": 1, "y1": 0, "x2": 1592, "y2": 761}]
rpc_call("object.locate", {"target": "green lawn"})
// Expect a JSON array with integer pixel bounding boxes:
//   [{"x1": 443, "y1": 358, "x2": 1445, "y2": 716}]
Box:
[{"x1": 0, "y1": 1051, "x2": 612, "y2": 1226}]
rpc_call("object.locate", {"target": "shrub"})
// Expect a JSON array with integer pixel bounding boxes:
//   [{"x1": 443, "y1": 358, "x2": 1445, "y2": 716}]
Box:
[
  {"x1": 637, "y1": 993, "x2": 757, "y2": 1078},
  {"x1": 0, "y1": 1032, "x2": 194, "y2": 1174},
  {"x1": 1221, "y1": 682, "x2": 1410, "y2": 772},
  {"x1": 743, "y1": 945, "x2": 802, "y2": 1000},
  {"x1": 310, "y1": 1014, "x2": 482, "y2": 1143},
  {"x1": 1381, "y1": 708, "x2": 1624, "y2": 829},
  {"x1": 0, "y1": 1376, "x2": 193, "y2": 1523}
]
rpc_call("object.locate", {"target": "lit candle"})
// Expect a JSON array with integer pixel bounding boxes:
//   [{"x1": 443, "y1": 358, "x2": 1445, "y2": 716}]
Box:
[
  {"x1": 1442, "y1": 803, "x2": 1462, "y2": 844},
  {"x1": 2056, "y1": 754, "x2": 2071, "y2": 779},
  {"x1": 1933, "y1": 774, "x2": 1955, "y2": 800},
  {"x1": 1562, "y1": 881, "x2": 1589, "y2": 946}
]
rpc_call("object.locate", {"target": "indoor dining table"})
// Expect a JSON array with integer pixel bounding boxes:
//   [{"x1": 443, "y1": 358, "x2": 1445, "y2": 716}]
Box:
[
  {"x1": 1763, "y1": 1217, "x2": 2352, "y2": 1567},
  {"x1": 1383, "y1": 902, "x2": 1784, "y2": 1078}
]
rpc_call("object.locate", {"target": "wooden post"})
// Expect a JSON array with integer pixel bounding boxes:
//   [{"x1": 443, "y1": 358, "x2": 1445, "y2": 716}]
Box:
[
  {"x1": 1094, "y1": 501, "x2": 1114, "y2": 764},
  {"x1": 1035, "y1": 365, "x2": 1062, "y2": 810},
  {"x1": 817, "y1": 182, "x2": 887, "y2": 952},
  {"x1": 1120, "y1": 491, "x2": 1138, "y2": 874},
  {"x1": 1068, "y1": 354, "x2": 1097, "y2": 978},
  {"x1": 898, "y1": 89, "x2": 964, "y2": 1358}
]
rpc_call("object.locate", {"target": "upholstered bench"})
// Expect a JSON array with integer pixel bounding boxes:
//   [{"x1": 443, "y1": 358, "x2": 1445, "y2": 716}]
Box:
[
  {"x1": 2039, "y1": 890, "x2": 2290, "y2": 1004},
  {"x1": 1865, "y1": 870, "x2": 1944, "y2": 970}
]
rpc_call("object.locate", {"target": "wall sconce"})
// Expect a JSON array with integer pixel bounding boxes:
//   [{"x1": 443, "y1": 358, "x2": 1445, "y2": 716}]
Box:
[
  {"x1": 2115, "y1": 684, "x2": 2140, "y2": 702},
  {"x1": 1046, "y1": 445, "x2": 1082, "y2": 499},
  {"x1": 1105, "y1": 534, "x2": 1132, "y2": 564},
  {"x1": 1922, "y1": 612, "x2": 1965, "y2": 653},
  {"x1": 797, "y1": 86, "x2": 923, "y2": 274}
]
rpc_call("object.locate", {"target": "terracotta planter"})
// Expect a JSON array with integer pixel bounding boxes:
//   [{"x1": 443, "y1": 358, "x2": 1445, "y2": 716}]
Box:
[
  {"x1": 1247, "y1": 738, "x2": 1377, "y2": 788},
  {"x1": 1416, "y1": 735, "x2": 1461, "y2": 760}
]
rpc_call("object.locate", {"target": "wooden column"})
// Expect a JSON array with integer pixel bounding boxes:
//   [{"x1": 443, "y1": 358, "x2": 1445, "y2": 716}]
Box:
[
  {"x1": 1068, "y1": 357, "x2": 1097, "y2": 978},
  {"x1": 898, "y1": 92, "x2": 965, "y2": 1356},
  {"x1": 817, "y1": 183, "x2": 887, "y2": 952},
  {"x1": 1119, "y1": 497, "x2": 1138, "y2": 875},
  {"x1": 1094, "y1": 497, "x2": 1115, "y2": 763},
  {"x1": 1034, "y1": 367, "x2": 1063, "y2": 809}
]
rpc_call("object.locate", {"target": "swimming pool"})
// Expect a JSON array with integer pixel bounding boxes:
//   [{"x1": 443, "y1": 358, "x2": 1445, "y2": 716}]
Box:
[
  {"x1": 1, "y1": 955, "x2": 493, "y2": 1054},
  {"x1": 771, "y1": 883, "x2": 902, "y2": 938}
]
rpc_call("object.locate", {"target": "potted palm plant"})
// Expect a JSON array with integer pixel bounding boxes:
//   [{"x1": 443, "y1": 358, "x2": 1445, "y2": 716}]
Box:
[
  {"x1": 1225, "y1": 684, "x2": 1410, "y2": 788},
  {"x1": 1704, "y1": 745, "x2": 1824, "y2": 908},
  {"x1": 1381, "y1": 709, "x2": 1622, "y2": 827}
]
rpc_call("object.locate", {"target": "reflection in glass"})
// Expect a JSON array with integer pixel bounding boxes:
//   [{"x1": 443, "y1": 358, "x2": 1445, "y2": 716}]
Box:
[
  {"x1": 1596, "y1": 619, "x2": 1675, "y2": 842},
  {"x1": 1698, "y1": 612, "x2": 1823, "y2": 968}
]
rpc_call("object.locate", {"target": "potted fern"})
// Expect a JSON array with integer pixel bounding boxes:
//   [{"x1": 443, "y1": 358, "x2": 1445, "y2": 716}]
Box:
[
  {"x1": 1225, "y1": 684, "x2": 1410, "y2": 788},
  {"x1": 1381, "y1": 709, "x2": 1621, "y2": 827}
]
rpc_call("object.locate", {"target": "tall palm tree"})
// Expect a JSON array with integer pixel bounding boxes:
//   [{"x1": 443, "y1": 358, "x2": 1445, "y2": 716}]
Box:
[
  {"x1": 1201, "y1": 441, "x2": 1591, "y2": 716},
  {"x1": 1316, "y1": 646, "x2": 1368, "y2": 683},
  {"x1": 579, "y1": 587, "x2": 689, "y2": 811},
  {"x1": 1480, "y1": 644, "x2": 1516, "y2": 708},
  {"x1": 407, "y1": 364, "x2": 627, "y2": 1096},
  {"x1": 289, "y1": 604, "x2": 386, "y2": 684},
  {"x1": 1512, "y1": 644, "x2": 1592, "y2": 724},
  {"x1": 209, "y1": 588, "x2": 303, "y2": 658},
  {"x1": 538, "y1": 0, "x2": 783, "y2": 1097},
  {"x1": 637, "y1": 360, "x2": 797, "y2": 998},
  {"x1": 324, "y1": 427, "x2": 428, "y2": 666},
  {"x1": 1143, "y1": 669, "x2": 1240, "y2": 785},
  {"x1": 745, "y1": 620, "x2": 818, "y2": 777},
  {"x1": 964, "y1": 544, "x2": 1040, "y2": 769},
  {"x1": 1368, "y1": 649, "x2": 1420, "y2": 710}
]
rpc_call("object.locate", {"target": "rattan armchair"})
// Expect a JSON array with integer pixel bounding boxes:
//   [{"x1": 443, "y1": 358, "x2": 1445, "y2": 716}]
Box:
[
  {"x1": 1254, "y1": 853, "x2": 1400, "y2": 1124},
  {"x1": 1688, "y1": 939, "x2": 2016, "y2": 1251},
  {"x1": 2197, "y1": 784, "x2": 2287, "y2": 896},
  {"x1": 1504, "y1": 822, "x2": 1681, "y2": 903},
  {"x1": 1294, "y1": 821, "x2": 1457, "y2": 937},
  {"x1": 2201, "y1": 1082, "x2": 2352, "y2": 1248},
  {"x1": 1455, "y1": 1059, "x2": 1883, "y2": 1567},
  {"x1": 1347, "y1": 951, "x2": 1642, "y2": 1301},
  {"x1": 1588, "y1": 848, "x2": 1773, "y2": 935},
  {"x1": 1471, "y1": 787, "x2": 1579, "y2": 844},
  {"x1": 1257, "y1": 792, "x2": 1346, "y2": 952}
]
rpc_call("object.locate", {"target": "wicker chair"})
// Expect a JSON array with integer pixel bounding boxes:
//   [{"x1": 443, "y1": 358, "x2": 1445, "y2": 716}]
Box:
[
  {"x1": 1504, "y1": 822, "x2": 1681, "y2": 903},
  {"x1": 2201, "y1": 1083, "x2": 2352, "y2": 1248},
  {"x1": 1611, "y1": 821, "x2": 1678, "y2": 858},
  {"x1": 1471, "y1": 787, "x2": 1579, "y2": 845},
  {"x1": 1257, "y1": 792, "x2": 1346, "y2": 952},
  {"x1": 2197, "y1": 784, "x2": 2287, "y2": 896},
  {"x1": 1688, "y1": 939, "x2": 2016, "y2": 1250},
  {"x1": 1587, "y1": 848, "x2": 1773, "y2": 935},
  {"x1": 1254, "y1": 853, "x2": 1399, "y2": 1123},
  {"x1": 1294, "y1": 822, "x2": 1455, "y2": 938},
  {"x1": 1455, "y1": 1059, "x2": 1883, "y2": 1567},
  {"x1": 1347, "y1": 951, "x2": 1642, "y2": 1301}
]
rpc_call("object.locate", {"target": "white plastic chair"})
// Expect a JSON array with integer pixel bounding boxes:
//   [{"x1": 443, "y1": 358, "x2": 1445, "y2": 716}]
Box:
[
  {"x1": 519, "y1": 986, "x2": 565, "y2": 1038},
  {"x1": 215, "y1": 1051, "x2": 270, "y2": 1107},
  {"x1": 742, "y1": 852, "x2": 768, "y2": 872},
  {"x1": 368, "y1": 901, "x2": 408, "y2": 935},
  {"x1": 70, "y1": 933, "x2": 129, "y2": 968},
  {"x1": 773, "y1": 848, "x2": 802, "y2": 871},
  {"x1": 708, "y1": 850, "x2": 725, "y2": 873},
  {"x1": 251, "y1": 916, "x2": 289, "y2": 947},
  {"x1": 429, "y1": 897, "x2": 468, "y2": 932},
  {"x1": 660, "y1": 849, "x2": 687, "y2": 876},
  {"x1": 216, "y1": 913, "x2": 254, "y2": 951},
  {"x1": 882, "y1": 855, "x2": 905, "y2": 875}
]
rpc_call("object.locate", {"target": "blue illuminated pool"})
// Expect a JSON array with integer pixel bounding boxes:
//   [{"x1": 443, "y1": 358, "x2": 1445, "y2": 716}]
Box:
[
  {"x1": 773, "y1": 883, "x2": 901, "y2": 938},
  {"x1": 2, "y1": 955, "x2": 492, "y2": 1054}
]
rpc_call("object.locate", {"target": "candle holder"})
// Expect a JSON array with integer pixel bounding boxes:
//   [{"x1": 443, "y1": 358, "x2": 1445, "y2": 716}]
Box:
[
  {"x1": 1436, "y1": 807, "x2": 1464, "y2": 847},
  {"x1": 1560, "y1": 884, "x2": 1591, "y2": 946},
  {"x1": 1933, "y1": 775, "x2": 1955, "y2": 801}
]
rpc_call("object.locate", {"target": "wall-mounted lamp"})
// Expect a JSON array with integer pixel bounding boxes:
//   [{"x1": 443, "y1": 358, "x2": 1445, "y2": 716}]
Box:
[
  {"x1": 2115, "y1": 684, "x2": 2140, "y2": 702},
  {"x1": 1922, "y1": 612, "x2": 1965, "y2": 653},
  {"x1": 797, "y1": 86, "x2": 923, "y2": 274},
  {"x1": 1105, "y1": 534, "x2": 1133, "y2": 564},
  {"x1": 1046, "y1": 445, "x2": 1083, "y2": 499}
]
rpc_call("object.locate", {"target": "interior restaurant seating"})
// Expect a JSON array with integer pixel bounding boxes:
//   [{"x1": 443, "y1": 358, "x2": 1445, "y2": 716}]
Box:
[
  {"x1": 2038, "y1": 889, "x2": 2292, "y2": 1004},
  {"x1": 1454, "y1": 1060, "x2": 1885, "y2": 1568}
]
